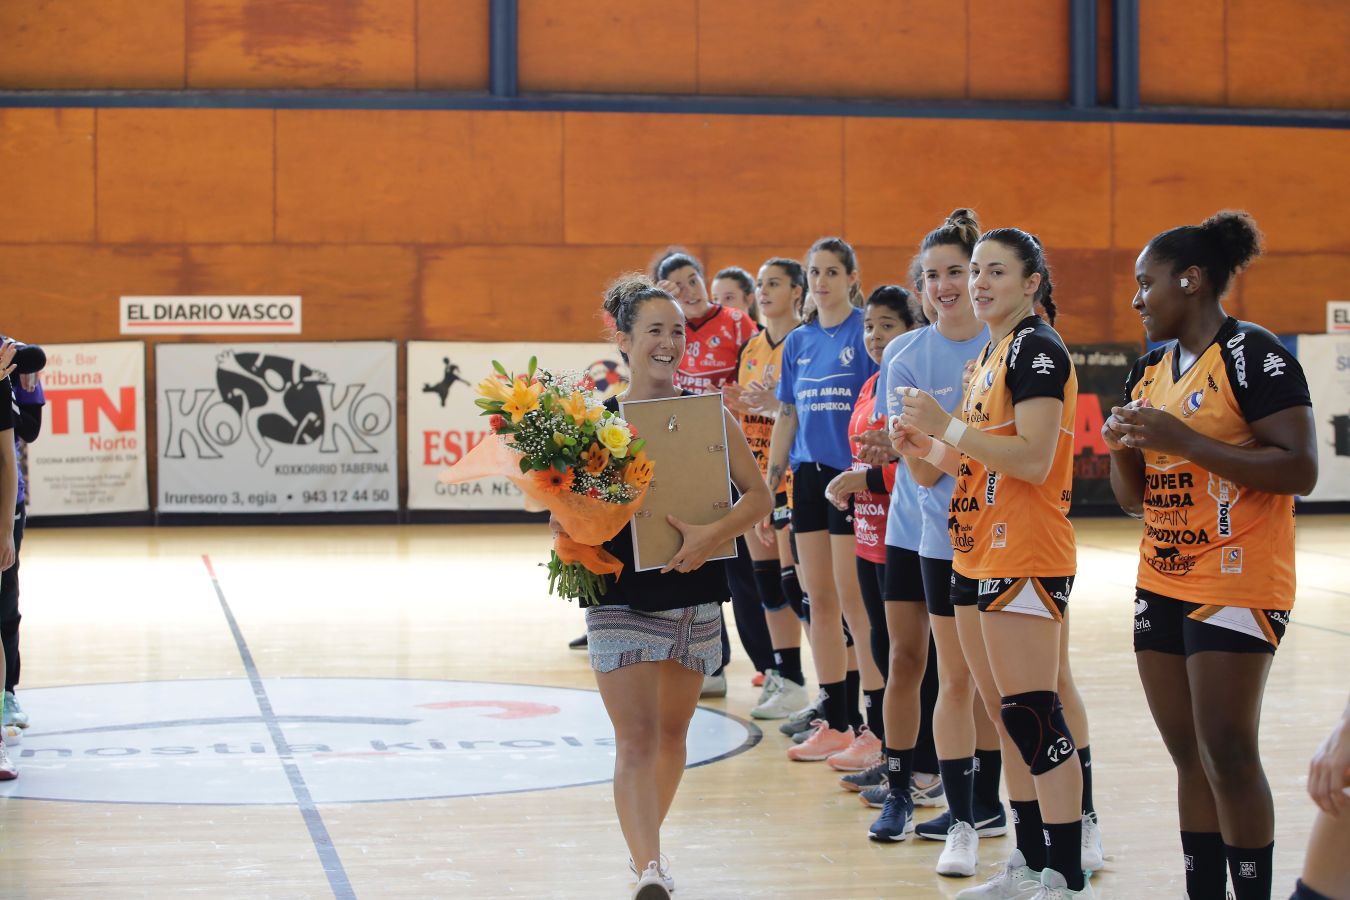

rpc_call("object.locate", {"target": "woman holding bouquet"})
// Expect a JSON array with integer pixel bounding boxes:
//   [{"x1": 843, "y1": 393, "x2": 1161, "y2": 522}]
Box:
[{"x1": 563, "y1": 274, "x2": 771, "y2": 900}]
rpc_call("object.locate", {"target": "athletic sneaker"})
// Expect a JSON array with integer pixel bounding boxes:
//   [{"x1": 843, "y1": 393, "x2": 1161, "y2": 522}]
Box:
[
  {"x1": 778, "y1": 696, "x2": 822, "y2": 737},
  {"x1": 751, "y1": 673, "x2": 809, "y2": 720},
  {"x1": 868, "y1": 791, "x2": 914, "y2": 842},
  {"x1": 954, "y1": 849, "x2": 1041, "y2": 900},
  {"x1": 859, "y1": 783, "x2": 889, "y2": 808},
  {"x1": 568, "y1": 633, "x2": 588, "y2": 650},
  {"x1": 700, "y1": 671, "x2": 727, "y2": 698},
  {"x1": 0, "y1": 742, "x2": 16, "y2": 780},
  {"x1": 839, "y1": 760, "x2": 886, "y2": 792},
  {"x1": 786, "y1": 721, "x2": 853, "y2": 761},
  {"x1": 629, "y1": 856, "x2": 674, "y2": 892},
  {"x1": 2, "y1": 723, "x2": 20, "y2": 746},
  {"x1": 826, "y1": 725, "x2": 883, "y2": 771},
  {"x1": 911, "y1": 772, "x2": 947, "y2": 807},
  {"x1": 753, "y1": 670, "x2": 777, "y2": 707},
  {"x1": 917, "y1": 804, "x2": 1009, "y2": 840},
  {"x1": 1030, "y1": 867, "x2": 1095, "y2": 899},
  {"x1": 3, "y1": 692, "x2": 27, "y2": 729},
  {"x1": 937, "y1": 821, "x2": 981, "y2": 877},
  {"x1": 632, "y1": 861, "x2": 671, "y2": 900},
  {"x1": 1080, "y1": 812, "x2": 1104, "y2": 872}
]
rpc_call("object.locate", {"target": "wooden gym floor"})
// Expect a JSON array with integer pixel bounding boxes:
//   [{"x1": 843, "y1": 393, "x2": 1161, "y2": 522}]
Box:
[{"x1": 0, "y1": 516, "x2": 1345, "y2": 899}]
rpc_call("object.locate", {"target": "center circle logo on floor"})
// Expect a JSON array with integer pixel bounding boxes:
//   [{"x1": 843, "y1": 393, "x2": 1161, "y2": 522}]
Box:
[{"x1": 0, "y1": 678, "x2": 757, "y2": 805}]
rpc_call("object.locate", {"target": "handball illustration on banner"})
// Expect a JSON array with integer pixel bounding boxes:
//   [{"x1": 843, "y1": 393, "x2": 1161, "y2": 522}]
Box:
[{"x1": 156, "y1": 342, "x2": 398, "y2": 513}]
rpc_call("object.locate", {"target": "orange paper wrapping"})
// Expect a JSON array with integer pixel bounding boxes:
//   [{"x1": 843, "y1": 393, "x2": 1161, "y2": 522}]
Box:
[{"x1": 440, "y1": 436, "x2": 647, "y2": 574}]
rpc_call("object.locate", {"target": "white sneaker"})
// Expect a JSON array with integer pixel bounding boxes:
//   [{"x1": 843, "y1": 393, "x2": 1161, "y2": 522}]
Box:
[
  {"x1": 954, "y1": 849, "x2": 1042, "y2": 899},
  {"x1": 1030, "y1": 867, "x2": 1095, "y2": 898},
  {"x1": 0, "y1": 741, "x2": 17, "y2": 780},
  {"x1": 2, "y1": 723, "x2": 20, "y2": 746},
  {"x1": 1080, "y1": 812, "x2": 1103, "y2": 872},
  {"x1": 3, "y1": 691, "x2": 27, "y2": 729},
  {"x1": 937, "y1": 821, "x2": 980, "y2": 877},
  {"x1": 699, "y1": 672, "x2": 727, "y2": 698},
  {"x1": 753, "y1": 669, "x2": 781, "y2": 707},
  {"x1": 751, "y1": 672, "x2": 809, "y2": 719},
  {"x1": 629, "y1": 856, "x2": 674, "y2": 892},
  {"x1": 632, "y1": 861, "x2": 671, "y2": 899}
]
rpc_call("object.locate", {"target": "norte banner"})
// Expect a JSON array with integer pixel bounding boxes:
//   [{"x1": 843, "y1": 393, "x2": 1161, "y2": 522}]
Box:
[
  {"x1": 408, "y1": 342, "x2": 628, "y2": 510},
  {"x1": 156, "y1": 342, "x2": 398, "y2": 513},
  {"x1": 1068, "y1": 342, "x2": 1139, "y2": 511},
  {"x1": 1297, "y1": 334, "x2": 1350, "y2": 501},
  {"x1": 24, "y1": 341, "x2": 149, "y2": 516}
]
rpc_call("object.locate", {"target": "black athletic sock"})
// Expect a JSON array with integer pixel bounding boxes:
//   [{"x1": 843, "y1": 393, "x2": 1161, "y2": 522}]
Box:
[
  {"x1": 845, "y1": 669, "x2": 863, "y2": 732},
  {"x1": 820, "y1": 679, "x2": 849, "y2": 733},
  {"x1": 1293, "y1": 879, "x2": 1335, "y2": 900},
  {"x1": 1181, "y1": 832, "x2": 1228, "y2": 900},
  {"x1": 1010, "y1": 800, "x2": 1047, "y2": 872},
  {"x1": 1079, "y1": 744, "x2": 1095, "y2": 818},
  {"x1": 938, "y1": 757, "x2": 976, "y2": 825},
  {"x1": 1044, "y1": 820, "x2": 1085, "y2": 890},
  {"x1": 974, "y1": 747, "x2": 1003, "y2": 812},
  {"x1": 885, "y1": 746, "x2": 914, "y2": 796},
  {"x1": 1225, "y1": 841, "x2": 1273, "y2": 900},
  {"x1": 773, "y1": 647, "x2": 804, "y2": 686},
  {"x1": 864, "y1": 688, "x2": 886, "y2": 741}
]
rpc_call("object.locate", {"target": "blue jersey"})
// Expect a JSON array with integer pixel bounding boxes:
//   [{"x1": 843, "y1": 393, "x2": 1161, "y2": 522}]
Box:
[
  {"x1": 873, "y1": 327, "x2": 926, "y2": 551},
  {"x1": 885, "y1": 324, "x2": 989, "y2": 560},
  {"x1": 777, "y1": 308, "x2": 877, "y2": 471}
]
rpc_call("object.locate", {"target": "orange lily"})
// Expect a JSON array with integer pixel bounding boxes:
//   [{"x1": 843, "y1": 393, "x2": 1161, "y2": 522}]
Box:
[
  {"x1": 501, "y1": 376, "x2": 544, "y2": 424},
  {"x1": 477, "y1": 375, "x2": 511, "y2": 403},
  {"x1": 623, "y1": 450, "x2": 654, "y2": 488},
  {"x1": 581, "y1": 444, "x2": 611, "y2": 476},
  {"x1": 560, "y1": 390, "x2": 603, "y2": 427}
]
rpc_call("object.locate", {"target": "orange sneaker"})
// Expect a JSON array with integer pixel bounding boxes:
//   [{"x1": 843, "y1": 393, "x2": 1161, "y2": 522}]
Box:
[
  {"x1": 751, "y1": 671, "x2": 766, "y2": 688},
  {"x1": 786, "y1": 720, "x2": 854, "y2": 762},
  {"x1": 827, "y1": 725, "x2": 883, "y2": 771}
]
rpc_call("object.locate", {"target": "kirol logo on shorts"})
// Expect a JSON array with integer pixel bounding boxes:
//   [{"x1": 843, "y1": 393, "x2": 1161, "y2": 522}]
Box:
[
  {"x1": 838, "y1": 346, "x2": 855, "y2": 366},
  {"x1": 1182, "y1": 390, "x2": 1204, "y2": 418},
  {"x1": 1221, "y1": 547, "x2": 1244, "y2": 574}
]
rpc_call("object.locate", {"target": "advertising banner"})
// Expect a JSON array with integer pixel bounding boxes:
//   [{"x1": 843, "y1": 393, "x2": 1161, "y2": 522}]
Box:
[
  {"x1": 1298, "y1": 334, "x2": 1350, "y2": 501},
  {"x1": 408, "y1": 342, "x2": 628, "y2": 510},
  {"x1": 156, "y1": 342, "x2": 397, "y2": 513},
  {"x1": 121, "y1": 296, "x2": 302, "y2": 335},
  {"x1": 1068, "y1": 342, "x2": 1139, "y2": 511},
  {"x1": 24, "y1": 341, "x2": 149, "y2": 515}
]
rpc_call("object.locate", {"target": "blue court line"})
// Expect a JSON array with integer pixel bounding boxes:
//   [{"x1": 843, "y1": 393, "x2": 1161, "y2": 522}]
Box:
[{"x1": 202, "y1": 555, "x2": 356, "y2": 900}]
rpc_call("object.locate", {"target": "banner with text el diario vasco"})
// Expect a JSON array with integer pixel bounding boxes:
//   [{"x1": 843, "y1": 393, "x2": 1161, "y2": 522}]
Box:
[
  {"x1": 156, "y1": 342, "x2": 398, "y2": 513},
  {"x1": 407, "y1": 342, "x2": 628, "y2": 510},
  {"x1": 1297, "y1": 334, "x2": 1350, "y2": 501},
  {"x1": 24, "y1": 341, "x2": 149, "y2": 515}
]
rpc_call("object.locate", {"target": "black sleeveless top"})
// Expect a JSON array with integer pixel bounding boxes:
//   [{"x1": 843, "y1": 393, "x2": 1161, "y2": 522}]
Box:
[{"x1": 596, "y1": 394, "x2": 729, "y2": 612}]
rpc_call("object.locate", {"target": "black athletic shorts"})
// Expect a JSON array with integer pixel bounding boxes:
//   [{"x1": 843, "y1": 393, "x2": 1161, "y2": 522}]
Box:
[
  {"x1": 883, "y1": 545, "x2": 925, "y2": 603},
  {"x1": 1133, "y1": 590, "x2": 1287, "y2": 656},
  {"x1": 919, "y1": 556, "x2": 955, "y2": 618},
  {"x1": 791, "y1": 462, "x2": 853, "y2": 535},
  {"x1": 951, "y1": 572, "x2": 1071, "y2": 621},
  {"x1": 771, "y1": 490, "x2": 791, "y2": 530}
]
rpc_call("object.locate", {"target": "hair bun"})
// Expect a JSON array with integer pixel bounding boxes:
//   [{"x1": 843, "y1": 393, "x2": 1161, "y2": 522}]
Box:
[
  {"x1": 1199, "y1": 210, "x2": 1264, "y2": 275},
  {"x1": 604, "y1": 273, "x2": 656, "y2": 319}
]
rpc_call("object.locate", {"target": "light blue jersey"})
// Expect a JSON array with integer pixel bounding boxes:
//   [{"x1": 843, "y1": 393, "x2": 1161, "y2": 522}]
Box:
[
  {"x1": 885, "y1": 324, "x2": 989, "y2": 560},
  {"x1": 777, "y1": 309, "x2": 877, "y2": 471},
  {"x1": 875, "y1": 327, "x2": 927, "y2": 551}
]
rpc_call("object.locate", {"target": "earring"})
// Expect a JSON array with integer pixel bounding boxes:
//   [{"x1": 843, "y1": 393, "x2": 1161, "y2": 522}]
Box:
[{"x1": 1179, "y1": 278, "x2": 1190, "y2": 288}]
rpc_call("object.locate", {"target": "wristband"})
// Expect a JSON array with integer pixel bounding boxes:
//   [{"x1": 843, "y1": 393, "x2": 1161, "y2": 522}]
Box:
[
  {"x1": 922, "y1": 439, "x2": 947, "y2": 467},
  {"x1": 942, "y1": 417, "x2": 968, "y2": 447}
]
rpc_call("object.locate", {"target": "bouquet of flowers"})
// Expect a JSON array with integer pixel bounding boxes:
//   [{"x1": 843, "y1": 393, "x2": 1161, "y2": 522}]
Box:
[{"x1": 440, "y1": 358, "x2": 654, "y2": 605}]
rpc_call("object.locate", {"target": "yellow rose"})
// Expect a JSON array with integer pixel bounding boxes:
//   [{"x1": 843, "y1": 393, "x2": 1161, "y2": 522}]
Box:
[{"x1": 597, "y1": 422, "x2": 632, "y2": 459}]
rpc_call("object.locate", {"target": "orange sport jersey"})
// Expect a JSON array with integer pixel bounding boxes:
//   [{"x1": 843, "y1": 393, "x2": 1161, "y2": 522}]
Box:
[
  {"x1": 951, "y1": 316, "x2": 1078, "y2": 580},
  {"x1": 737, "y1": 326, "x2": 792, "y2": 489},
  {"x1": 1125, "y1": 318, "x2": 1310, "y2": 610},
  {"x1": 676, "y1": 305, "x2": 758, "y2": 394}
]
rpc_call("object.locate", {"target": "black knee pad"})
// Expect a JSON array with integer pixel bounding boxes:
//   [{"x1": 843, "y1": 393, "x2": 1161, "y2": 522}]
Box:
[
  {"x1": 780, "y1": 565, "x2": 809, "y2": 622},
  {"x1": 752, "y1": 560, "x2": 787, "y2": 612},
  {"x1": 842, "y1": 617, "x2": 854, "y2": 648},
  {"x1": 1000, "y1": 691, "x2": 1076, "y2": 775}
]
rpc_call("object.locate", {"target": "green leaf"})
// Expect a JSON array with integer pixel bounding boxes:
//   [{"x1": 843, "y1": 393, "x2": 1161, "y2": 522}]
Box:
[
  {"x1": 492, "y1": 360, "x2": 509, "y2": 378},
  {"x1": 630, "y1": 438, "x2": 646, "y2": 456},
  {"x1": 519, "y1": 456, "x2": 532, "y2": 474},
  {"x1": 527, "y1": 356, "x2": 538, "y2": 379},
  {"x1": 474, "y1": 398, "x2": 500, "y2": 410},
  {"x1": 553, "y1": 458, "x2": 567, "y2": 473}
]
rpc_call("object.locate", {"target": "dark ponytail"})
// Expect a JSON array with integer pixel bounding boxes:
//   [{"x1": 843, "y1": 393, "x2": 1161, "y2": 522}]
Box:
[
  {"x1": 1145, "y1": 210, "x2": 1264, "y2": 299},
  {"x1": 921, "y1": 208, "x2": 982, "y2": 258},
  {"x1": 603, "y1": 273, "x2": 676, "y2": 364},
  {"x1": 976, "y1": 228, "x2": 1055, "y2": 321},
  {"x1": 762, "y1": 257, "x2": 807, "y2": 316}
]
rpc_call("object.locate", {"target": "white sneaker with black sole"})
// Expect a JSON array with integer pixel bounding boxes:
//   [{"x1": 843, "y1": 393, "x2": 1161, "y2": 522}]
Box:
[
  {"x1": 936, "y1": 821, "x2": 980, "y2": 877},
  {"x1": 632, "y1": 861, "x2": 671, "y2": 899}
]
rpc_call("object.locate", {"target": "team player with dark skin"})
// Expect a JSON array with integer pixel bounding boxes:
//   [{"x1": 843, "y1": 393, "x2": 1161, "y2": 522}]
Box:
[{"x1": 1105, "y1": 211, "x2": 1316, "y2": 900}]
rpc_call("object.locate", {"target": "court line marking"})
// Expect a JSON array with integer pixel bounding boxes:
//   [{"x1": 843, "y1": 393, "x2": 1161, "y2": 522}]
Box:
[{"x1": 203, "y1": 554, "x2": 355, "y2": 900}]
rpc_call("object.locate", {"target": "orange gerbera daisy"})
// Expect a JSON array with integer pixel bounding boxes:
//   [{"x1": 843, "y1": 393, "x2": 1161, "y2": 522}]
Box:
[
  {"x1": 533, "y1": 467, "x2": 575, "y2": 495},
  {"x1": 581, "y1": 443, "x2": 611, "y2": 476}
]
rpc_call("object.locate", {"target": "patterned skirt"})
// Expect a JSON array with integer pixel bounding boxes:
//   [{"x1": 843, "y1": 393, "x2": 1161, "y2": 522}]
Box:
[{"x1": 584, "y1": 602, "x2": 723, "y2": 675}]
